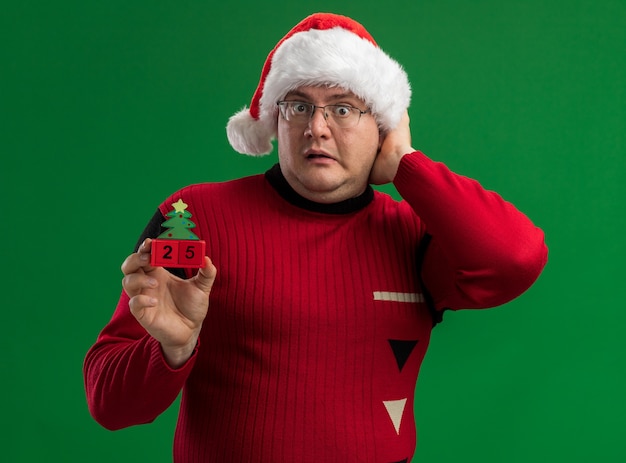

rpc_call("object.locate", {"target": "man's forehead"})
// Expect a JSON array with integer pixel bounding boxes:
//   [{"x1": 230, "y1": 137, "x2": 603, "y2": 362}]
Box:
[{"x1": 284, "y1": 86, "x2": 365, "y2": 104}]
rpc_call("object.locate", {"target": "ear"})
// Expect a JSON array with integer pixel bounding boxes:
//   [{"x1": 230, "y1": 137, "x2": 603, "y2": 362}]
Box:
[{"x1": 377, "y1": 128, "x2": 386, "y2": 153}]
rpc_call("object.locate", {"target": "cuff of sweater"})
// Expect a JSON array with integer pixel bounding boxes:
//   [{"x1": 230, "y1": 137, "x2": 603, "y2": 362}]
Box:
[
  {"x1": 149, "y1": 335, "x2": 199, "y2": 375},
  {"x1": 393, "y1": 150, "x2": 429, "y2": 187}
]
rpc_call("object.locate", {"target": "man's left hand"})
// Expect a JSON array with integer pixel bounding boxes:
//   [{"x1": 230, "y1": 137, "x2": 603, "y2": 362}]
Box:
[{"x1": 369, "y1": 111, "x2": 414, "y2": 185}]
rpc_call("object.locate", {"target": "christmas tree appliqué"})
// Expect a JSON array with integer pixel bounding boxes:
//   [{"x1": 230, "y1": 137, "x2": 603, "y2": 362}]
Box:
[
  {"x1": 157, "y1": 199, "x2": 200, "y2": 240},
  {"x1": 150, "y1": 199, "x2": 206, "y2": 268}
]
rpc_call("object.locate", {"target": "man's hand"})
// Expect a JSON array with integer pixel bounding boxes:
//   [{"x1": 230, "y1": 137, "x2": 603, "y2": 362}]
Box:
[
  {"x1": 369, "y1": 111, "x2": 415, "y2": 185},
  {"x1": 121, "y1": 238, "x2": 217, "y2": 368}
]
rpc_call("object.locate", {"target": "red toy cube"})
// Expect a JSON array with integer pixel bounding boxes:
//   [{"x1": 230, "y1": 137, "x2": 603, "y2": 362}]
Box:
[
  {"x1": 177, "y1": 240, "x2": 206, "y2": 267},
  {"x1": 150, "y1": 239, "x2": 206, "y2": 268}
]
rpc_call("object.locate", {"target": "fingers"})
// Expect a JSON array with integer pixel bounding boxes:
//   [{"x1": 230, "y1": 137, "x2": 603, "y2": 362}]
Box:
[
  {"x1": 128, "y1": 294, "x2": 158, "y2": 320},
  {"x1": 121, "y1": 239, "x2": 217, "y2": 301},
  {"x1": 193, "y1": 257, "x2": 217, "y2": 293},
  {"x1": 122, "y1": 271, "x2": 158, "y2": 297},
  {"x1": 370, "y1": 111, "x2": 414, "y2": 185},
  {"x1": 380, "y1": 111, "x2": 412, "y2": 158},
  {"x1": 121, "y1": 239, "x2": 154, "y2": 276},
  {"x1": 121, "y1": 239, "x2": 160, "y2": 298}
]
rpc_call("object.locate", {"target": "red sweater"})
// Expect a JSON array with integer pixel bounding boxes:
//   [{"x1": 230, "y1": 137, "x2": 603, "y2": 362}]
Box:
[{"x1": 84, "y1": 152, "x2": 547, "y2": 462}]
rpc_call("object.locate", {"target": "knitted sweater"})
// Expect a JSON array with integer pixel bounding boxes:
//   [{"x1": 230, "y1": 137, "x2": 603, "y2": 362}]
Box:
[{"x1": 84, "y1": 151, "x2": 547, "y2": 462}]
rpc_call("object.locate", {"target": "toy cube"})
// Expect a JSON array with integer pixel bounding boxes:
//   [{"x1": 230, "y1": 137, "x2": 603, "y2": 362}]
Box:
[
  {"x1": 177, "y1": 240, "x2": 206, "y2": 267},
  {"x1": 151, "y1": 239, "x2": 206, "y2": 268}
]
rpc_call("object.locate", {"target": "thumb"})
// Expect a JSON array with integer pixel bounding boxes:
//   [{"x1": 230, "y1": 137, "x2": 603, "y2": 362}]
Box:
[{"x1": 194, "y1": 257, "x2": 217, "y2": 293}]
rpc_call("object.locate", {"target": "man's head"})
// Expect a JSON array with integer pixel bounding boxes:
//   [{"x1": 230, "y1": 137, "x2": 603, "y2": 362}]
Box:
[
  {"x1": 227, "y1": 13, "x2": 411, "y2": 156},
  {"x1": 275, "y1": 85, "x2": 382, "y2": 204}
]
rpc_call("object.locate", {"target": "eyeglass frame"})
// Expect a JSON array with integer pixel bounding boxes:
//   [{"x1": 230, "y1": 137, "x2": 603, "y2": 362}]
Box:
[{"x1": 276, "y1": 100, "x2": 370, "y2": 128}]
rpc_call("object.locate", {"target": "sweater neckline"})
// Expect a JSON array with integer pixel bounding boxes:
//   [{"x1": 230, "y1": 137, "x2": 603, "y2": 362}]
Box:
[{"x1": 264, "y1": 164, "x2": 374, "y2": 215}]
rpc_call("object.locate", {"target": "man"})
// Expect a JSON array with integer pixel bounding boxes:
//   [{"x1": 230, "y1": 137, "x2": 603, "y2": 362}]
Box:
[{"x1": 84, "y1": 13, "x2": 548, "y2": 463}]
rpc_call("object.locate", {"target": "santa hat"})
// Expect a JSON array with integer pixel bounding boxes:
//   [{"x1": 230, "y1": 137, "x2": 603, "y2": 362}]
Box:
[{"x1": 226, "y1": 12, "x2": 411, "y2": 155}]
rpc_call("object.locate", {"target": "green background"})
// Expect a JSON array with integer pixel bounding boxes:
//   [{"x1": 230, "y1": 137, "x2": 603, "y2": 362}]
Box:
[{"x1": 2, "y1": 0, "x2": 624, "y2": 461}]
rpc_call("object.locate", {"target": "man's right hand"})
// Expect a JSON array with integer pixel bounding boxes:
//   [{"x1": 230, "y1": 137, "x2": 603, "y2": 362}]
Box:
[{"x1": 121, "y1": 238, "x2": 217, "y2": 368}]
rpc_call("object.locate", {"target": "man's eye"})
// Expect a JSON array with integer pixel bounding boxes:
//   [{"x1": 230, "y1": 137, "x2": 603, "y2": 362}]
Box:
[
  {"x1": 333, "y1": 105, "x2": 352, "y2": 117},
  {"x1": 292, "y1": 103, "x2": 309, "y2": 114}
]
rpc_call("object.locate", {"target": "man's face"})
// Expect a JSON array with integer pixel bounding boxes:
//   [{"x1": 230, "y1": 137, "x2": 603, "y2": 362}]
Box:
[{"x1": 277, "y1": 86, "x2": 381, "y2": 204}]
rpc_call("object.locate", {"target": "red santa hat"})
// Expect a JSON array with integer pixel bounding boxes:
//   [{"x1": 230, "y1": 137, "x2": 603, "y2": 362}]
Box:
[{"x1": 226, "y1": 12, "x2": 411, "y2": 155}]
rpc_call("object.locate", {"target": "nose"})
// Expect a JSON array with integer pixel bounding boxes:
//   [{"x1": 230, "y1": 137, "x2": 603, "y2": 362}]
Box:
[{"x1": 305, "y1": 106, "x2": 331, "y2": 138}]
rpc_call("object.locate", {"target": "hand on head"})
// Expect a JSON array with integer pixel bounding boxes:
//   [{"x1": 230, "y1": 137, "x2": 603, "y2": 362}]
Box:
[{"x1": 369, "y1": 111, "x2": 415, "y2": 185}]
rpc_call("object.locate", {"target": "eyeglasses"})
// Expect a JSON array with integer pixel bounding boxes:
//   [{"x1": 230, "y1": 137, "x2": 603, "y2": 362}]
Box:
[{"x1": 277, "y1": 101, "x2": 369, "y2": 129}]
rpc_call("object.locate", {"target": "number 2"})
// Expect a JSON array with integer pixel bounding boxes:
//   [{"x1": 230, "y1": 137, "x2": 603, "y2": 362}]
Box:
[{"x1": 162, "y1": 245, "x2": 173, "y2": 259}]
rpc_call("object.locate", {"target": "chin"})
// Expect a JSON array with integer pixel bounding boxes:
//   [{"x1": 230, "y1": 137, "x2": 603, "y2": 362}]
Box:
[{"x1": 301, "y1": 170, "x2": 343, "y2": 189}]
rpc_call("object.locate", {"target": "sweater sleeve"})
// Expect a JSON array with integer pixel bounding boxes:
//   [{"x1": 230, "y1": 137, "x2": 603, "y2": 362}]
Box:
[
  {"x1": 394, "y1": 151, "x2": 548, "y2": 311},
  {"x1": 83, "y1": 210, "x2": 197, "y2": 430}
]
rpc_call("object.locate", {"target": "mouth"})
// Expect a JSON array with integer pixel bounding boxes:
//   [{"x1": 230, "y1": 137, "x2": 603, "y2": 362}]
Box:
[{"x1": 305, "y1": 150, "x2": 335, "y2": 161}]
